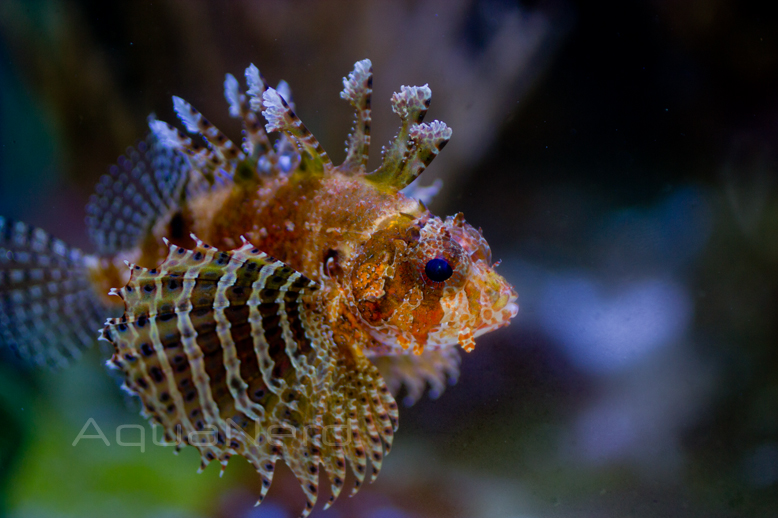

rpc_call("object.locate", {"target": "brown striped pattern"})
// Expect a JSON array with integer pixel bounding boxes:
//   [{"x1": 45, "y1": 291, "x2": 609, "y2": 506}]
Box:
[
  {"x1": 101, "y1": 237, "x2": 398, "y2": 517},
  {"x1": 262, "y1": 88, "x2": 332, "y2": 172},
  {"x1": 150, "y1": 120, "x2": 222, "y2": 172},
  {"x1": 173, "y1": 96, "x2": 245, "y2": 163},
  {"x1": 224, "y1": 72, "x2": 273, "y2": 159}
]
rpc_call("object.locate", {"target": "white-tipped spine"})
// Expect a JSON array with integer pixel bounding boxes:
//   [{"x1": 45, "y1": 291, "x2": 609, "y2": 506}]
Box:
[
  {"x1": 224, "y1": 73, "x2": 241, "y2": 118},
  {"x1": 173, "y1": 96, "x2": 200, "y2": 134},
  {"x1": 262, "y1": 88, "x2": 289, "y2": 133},
  {"x1": 245, "y1": 64, "x2": 265, "y2": 111},
  {"x1": 149, "y1": 120, "x2": 183, "y2": 150},
  {"x1": 409, "y1": 120, "x2": 452, "y2": 143},
  {"x1": 340, "y1": 58, "x2": 372, "y2": 103},
  {"x1": 276, "y1": 80, "x2": 295, "y2": 111},
  {"x1": 391, "y1": 84, "x2": 432, "y2": 119}
]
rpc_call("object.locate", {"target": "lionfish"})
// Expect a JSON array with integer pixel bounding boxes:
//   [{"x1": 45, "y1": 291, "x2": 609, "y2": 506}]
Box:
[{"x1": 0, "y1": 59, "x2": 517, "y2": 515}]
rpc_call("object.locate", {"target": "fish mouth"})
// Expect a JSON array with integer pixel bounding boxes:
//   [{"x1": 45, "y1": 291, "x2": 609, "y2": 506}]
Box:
[{"x1": 471, "y1": 275, "x2": 519, "y2": 338}]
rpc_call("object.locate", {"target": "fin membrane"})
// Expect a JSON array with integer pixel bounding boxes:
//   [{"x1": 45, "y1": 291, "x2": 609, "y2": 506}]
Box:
[
  {"x1": 373, "y1": 347, "x2": 461, "y2": 406},
  {"x1": 0, "y1": 217, "x2": 105, "y2": 368},
  {"x1": 86, "y1": 133, "x2": 189, "y2": 254},
  {"x1": 101, "y1": 238, "x2": 397, "y2": 516}
]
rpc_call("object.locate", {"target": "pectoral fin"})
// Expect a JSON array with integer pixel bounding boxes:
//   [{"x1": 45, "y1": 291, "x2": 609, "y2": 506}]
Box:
[
  {"x1": 0, "y1": 217, "x2": 105, "y2": 368},
  {"x1": 101, "y1": 236, "x2": 397, "y2": 517}
]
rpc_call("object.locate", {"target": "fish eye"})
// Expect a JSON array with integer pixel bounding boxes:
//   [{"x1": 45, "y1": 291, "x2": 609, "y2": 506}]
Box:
[{"x1": 424, "y1": 257, "x2": 453, "y2": 282}]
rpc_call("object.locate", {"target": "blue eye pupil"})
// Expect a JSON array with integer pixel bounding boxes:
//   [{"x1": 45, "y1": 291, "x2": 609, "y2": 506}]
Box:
[{"x1": 425, "y1": 258, "x2": 453, "y2": 282}]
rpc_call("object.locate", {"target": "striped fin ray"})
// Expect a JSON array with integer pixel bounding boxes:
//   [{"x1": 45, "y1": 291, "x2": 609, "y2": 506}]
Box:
[
  {"x1": 395, "y1": 121, "x2": 452, "y2": 189},
  {"x1": 86, "y1": 133, "x2": 189, "y2": 254},
  {"x1": 149, "y1": 119, "x2": 222, "y2": 174},
  {"x1": 224, "y1": 72, "x2": 272, "y2": 160},
  {"x1": 243, "y1": 65, "x2": 304, "y2": 176},
  {"x1": 100, "y1": 237, "x2": 398, "y2": 516},
  {"x1": 172, "y1": 96, "x2": 245, "y2": 165},
  {"x1": 258, "y1": 85, "x2": 332, "y2": 173},
  {"x1": 332, "y1": 355, "x2": 397, "y2": 503},
  {"x1": 0, "y1": 217, "x2": 106, "y2": 367},
  {"x1": 229, "y1": 70, "x2": 302, "y2": 176}
]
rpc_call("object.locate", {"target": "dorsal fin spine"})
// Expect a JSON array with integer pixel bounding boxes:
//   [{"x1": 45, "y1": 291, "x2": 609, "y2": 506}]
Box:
[
  {"x1": 364, "y1": 84, "x2": 451, "y2": 191},
  {"x1": 227, "y1": 72, "x2": 273, "y2": 159},
  {"x1": 145, "y1": 279, "x2": 211, "y2": 459},
  {"x1": 392, "y1": 120, "x2": 452, "y2": 188},
  {"x1": 261, "y1": 88, "x2": 332, "y2": 172},
  {"x1": 175, "y1": 97, "x2": 245, "y2": 165},
  {"x1": 252, "y1": 255, "x2": 289, "y2": 396},
  {"x1": 340, "y1": 59, "x2": 373, "y2": 171}
]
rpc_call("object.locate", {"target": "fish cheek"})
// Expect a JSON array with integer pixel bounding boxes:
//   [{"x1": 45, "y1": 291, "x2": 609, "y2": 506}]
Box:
[
  {"x1": 353, "y1": 266, "x2": 400, "y2": 326},
  {"x1": 382, "y1": 260, "x2": 444, "y2": 336},
  {"x1": 353, "y1": 259, "x2": 389, "y2": 300},
  {"x1": 405, "y1": 284, "x2": 446, "y2": 340},
  {"x1": 352, "y1": 256, "x2": 412, "y2": 327}
]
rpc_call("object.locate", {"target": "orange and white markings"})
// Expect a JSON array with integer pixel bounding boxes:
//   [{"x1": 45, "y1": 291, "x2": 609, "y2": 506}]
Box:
[{"x1": 85, "y1": 59, "x2": 519, "y2": 517}]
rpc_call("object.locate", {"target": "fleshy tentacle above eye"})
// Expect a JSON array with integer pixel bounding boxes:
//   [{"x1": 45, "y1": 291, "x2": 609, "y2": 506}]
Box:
[{"x1": 100, "y1": 237, "x2": 397, "y2": 517}]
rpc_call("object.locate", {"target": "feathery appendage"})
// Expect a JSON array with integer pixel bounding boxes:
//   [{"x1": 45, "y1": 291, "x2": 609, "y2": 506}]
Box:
[
  {"x1": 225, "y1": 71, "x2": 273, "y2": 159},
  {"x1": 149, "y1": 119, "x2": 219, "y2": 170},
  {"x1": 260, "y1": 87, "x2": 332, "y2": 172}
]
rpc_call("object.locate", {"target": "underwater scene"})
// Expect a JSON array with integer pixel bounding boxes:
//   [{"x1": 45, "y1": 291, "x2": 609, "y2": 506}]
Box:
[{"x1": 0, "y1": 1, "x2": 776, "y2": 517}]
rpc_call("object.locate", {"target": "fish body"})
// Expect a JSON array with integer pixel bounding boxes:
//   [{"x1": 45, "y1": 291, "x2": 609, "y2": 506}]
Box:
[{"x1": 0, "y1": 59, "x2": 517, "y2": 516}]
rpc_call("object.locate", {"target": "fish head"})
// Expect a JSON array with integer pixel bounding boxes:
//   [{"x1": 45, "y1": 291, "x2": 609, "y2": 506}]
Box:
[{"x1": 350, "y1": 212, "x2": 518, "y2": 354}]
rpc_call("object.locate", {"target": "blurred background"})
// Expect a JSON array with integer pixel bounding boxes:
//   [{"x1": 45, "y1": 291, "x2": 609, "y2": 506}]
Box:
[{"x1": 1, "y1": 0, "x2": 777, "y2": 517}]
